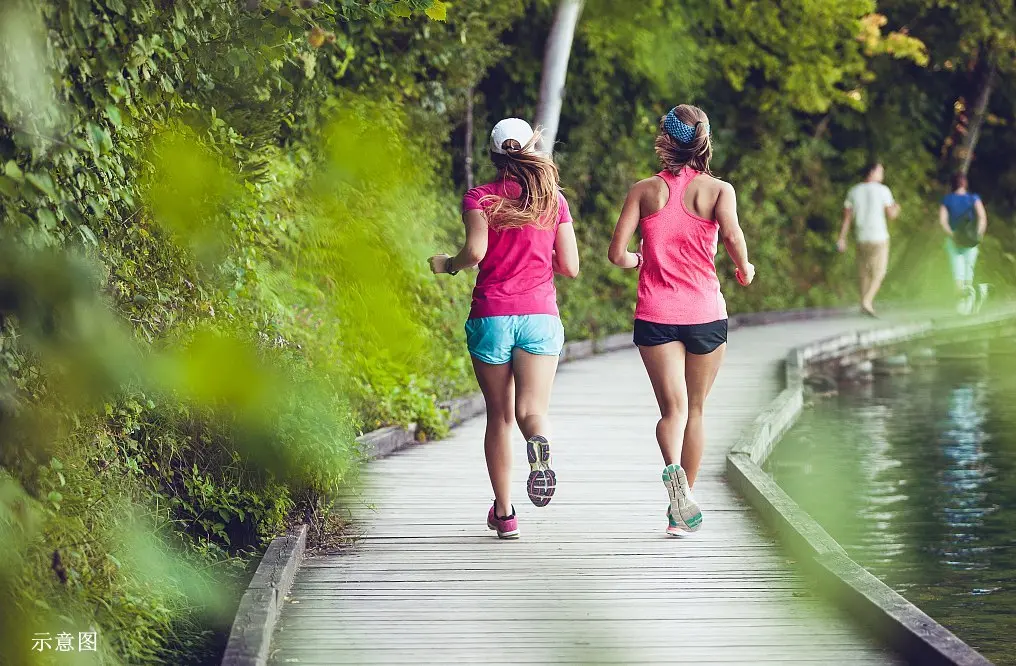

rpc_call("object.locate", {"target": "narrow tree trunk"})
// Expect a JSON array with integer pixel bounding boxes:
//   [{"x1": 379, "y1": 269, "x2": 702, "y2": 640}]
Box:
[
  {"x1": 464, "y1": 85, "x2": 474, "y2": 190},
  {"x1": 812, "y1": 114, "x2": 831, "y2": 141},
  {"x1": 534, "y1": 0, "x2": 584, "y2": 154},
  {"x1": 955, "y1": 60, "x2": 997, "y2": 176}
]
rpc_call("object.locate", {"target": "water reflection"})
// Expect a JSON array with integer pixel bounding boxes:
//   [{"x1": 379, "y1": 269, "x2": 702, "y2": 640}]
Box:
[
  {"x1": 768, "y1": 348, "x2": 1016, "y2": 665},
  {"x1": 939, "y1": 383, "x2": 995, "y2": 568},
  {"x1": 855, "y1": 398, "x2": 907, "y2": 561}
]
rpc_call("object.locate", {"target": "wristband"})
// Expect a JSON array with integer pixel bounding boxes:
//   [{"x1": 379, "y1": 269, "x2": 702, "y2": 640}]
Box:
[
  {"x1": 445, "y1": 256, "x2": 459, "y2": 276},
  {"x1": 634, "y1": 252, "x2": 643, "y2": 269}
]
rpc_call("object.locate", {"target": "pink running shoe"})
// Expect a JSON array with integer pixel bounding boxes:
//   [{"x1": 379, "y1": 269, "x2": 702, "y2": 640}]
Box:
[{"x1": 487, "y1": 504, "x2": 519, "y2": 539}]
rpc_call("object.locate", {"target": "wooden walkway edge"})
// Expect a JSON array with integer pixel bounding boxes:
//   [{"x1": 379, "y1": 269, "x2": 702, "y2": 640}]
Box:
[
  {"x1": 269, "y1": 316, "x2": 906, "y2": 665},
  {"x1": 726, "y1": 311, "x2": 1016, "y2": 666}
]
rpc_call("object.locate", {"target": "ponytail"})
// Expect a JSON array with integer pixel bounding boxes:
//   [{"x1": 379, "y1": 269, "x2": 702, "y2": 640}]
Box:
[{"x1": 480, "y1": 129, "x2": 561, "y2": 231}]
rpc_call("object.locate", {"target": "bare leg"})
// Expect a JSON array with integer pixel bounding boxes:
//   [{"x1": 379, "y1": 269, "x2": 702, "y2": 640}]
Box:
[
  {"x1": 514, "y1": 349, "x2": 561, "y2": 506},
  {"x1": 683, "y1": 344, "x2": 726, "y2": 487},
  {"x1": 638, "y1": 342, "x2": 689, "y2": 466},
  {"x1": 472, "y1": 357, "x2": 515, "y2": 518},
  {"x1": 512, "y1": 350, "x2": 559, "y2": 441}
]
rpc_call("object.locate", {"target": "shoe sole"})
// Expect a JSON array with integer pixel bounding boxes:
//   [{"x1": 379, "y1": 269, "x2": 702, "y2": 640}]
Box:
[
  {"x1": 487, "y1": 519, "x2": 519, "y2": 539},
  {"x1": 665, "y1": 508, "x2": 693, "y2": 538},
  {"x1": 527, "y1": 438, "x2": 556, "y2": 507},
  {"x1": 663, "y1": 464, "x2": 702, "y2": 532}
]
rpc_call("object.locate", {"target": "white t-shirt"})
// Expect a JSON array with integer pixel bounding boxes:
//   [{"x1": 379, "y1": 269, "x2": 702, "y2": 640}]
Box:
[{"x1": 844, "y1": 182, "x2": 895, "y2": 243}]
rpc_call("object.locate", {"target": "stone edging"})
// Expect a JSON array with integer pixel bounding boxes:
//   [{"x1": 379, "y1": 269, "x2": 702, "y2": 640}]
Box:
[
  {"x1": 220, "y1": 525, "x2": 307, "y2": 666},
  {"x1": 726, "y1": 309, "x2": 1016, "y2": 666},
  {"x1": 217, "y1": 305, "x2": 850, "y2": 666}
]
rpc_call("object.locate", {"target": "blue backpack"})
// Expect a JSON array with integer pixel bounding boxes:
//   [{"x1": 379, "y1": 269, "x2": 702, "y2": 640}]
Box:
[{"x1": 951, "y1": 199, "x2": 980, "y2": 249}]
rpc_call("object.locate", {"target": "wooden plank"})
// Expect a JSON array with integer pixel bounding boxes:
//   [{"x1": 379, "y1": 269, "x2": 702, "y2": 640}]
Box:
[
  {"x1": 269, "y1": 316, "x2": 901, "y2": 665},
  {"x1": 223, "y1": 525, "x2": 307, "y2": 666}
]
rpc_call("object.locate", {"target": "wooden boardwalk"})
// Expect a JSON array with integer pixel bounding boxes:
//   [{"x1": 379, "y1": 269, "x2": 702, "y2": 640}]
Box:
[{"x1": 270, "y1": 317, "x2": 902, "y2": 665}]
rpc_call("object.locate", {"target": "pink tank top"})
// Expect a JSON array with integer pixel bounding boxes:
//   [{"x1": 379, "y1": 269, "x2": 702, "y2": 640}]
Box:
[{"x1": 635, "y1": 167, "x2": 727, "y2": 325}]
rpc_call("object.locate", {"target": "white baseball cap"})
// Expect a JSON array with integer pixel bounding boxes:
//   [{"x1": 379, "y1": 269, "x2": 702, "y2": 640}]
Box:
[{"x1": 489, "y1": 118, "x2": 535, "y2": 154}]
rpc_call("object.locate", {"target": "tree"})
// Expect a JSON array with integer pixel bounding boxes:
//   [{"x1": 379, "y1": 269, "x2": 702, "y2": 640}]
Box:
[
  {"x1": 464, "y1": 86, "x2": 475, "y2": 188},
  {"x1": 898, "y1": 0, "x2": 1016, "y2": 175},
  {"x1": 955, "y1": 58, "x2": 998, "y2": 176},
  {"x1": 534, "y1": 0, "x2": 584, "y2": 154}
]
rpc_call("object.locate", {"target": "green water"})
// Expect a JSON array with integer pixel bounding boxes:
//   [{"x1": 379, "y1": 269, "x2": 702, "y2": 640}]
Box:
[{"x1": 767, "y1": 351, "x2": 1016, "y2": 665}]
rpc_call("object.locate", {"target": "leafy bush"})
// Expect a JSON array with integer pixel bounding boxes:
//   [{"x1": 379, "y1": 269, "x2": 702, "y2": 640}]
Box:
[{"x1": 0, "y1": 0, "x2": 490, "y2": 662}]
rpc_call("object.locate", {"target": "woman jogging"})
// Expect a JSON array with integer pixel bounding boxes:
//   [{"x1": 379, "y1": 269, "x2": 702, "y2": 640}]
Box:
[
  {"x1": 939, "y1": 173, "x2": 987, "y2": 314},
  {"x1": 429, "y1": 118, "x2": 579, "y2": 540},
  {"x1": 608, "y1": 104, "x2": 753, "y2": 536}
]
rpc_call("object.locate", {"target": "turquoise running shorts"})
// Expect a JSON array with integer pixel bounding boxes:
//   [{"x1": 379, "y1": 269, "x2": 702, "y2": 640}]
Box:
[{"x1": 465, "y1": 315, "x2": 565, "y2": 365}]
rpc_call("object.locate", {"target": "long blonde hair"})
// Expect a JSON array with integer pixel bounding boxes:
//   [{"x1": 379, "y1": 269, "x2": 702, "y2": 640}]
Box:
[{"x1": 480, "y1": 129, "x2": 561, "y2": 231}]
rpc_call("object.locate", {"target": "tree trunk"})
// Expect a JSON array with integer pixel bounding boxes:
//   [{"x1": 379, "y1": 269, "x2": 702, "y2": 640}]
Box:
[
  {"x1": 534, "y1": 0, "x2": 584, "y2": 154},
  {"x1": 812, "y1": 114, "x2": 831, "y2": 141},
  {"x1": 955, "y1": 59, "x2": 997, "y2": 176},
  {"x1": 464, "y1": 85, "x2": 474, "y2": 190}
]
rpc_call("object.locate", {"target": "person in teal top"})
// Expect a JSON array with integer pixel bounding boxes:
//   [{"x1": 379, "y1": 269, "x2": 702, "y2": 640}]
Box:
[{"x1": 938, "y1": 173, "x2": 987, "y2": 312}]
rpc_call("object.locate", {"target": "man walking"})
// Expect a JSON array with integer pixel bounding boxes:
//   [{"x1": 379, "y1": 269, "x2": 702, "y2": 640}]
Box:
[{"x1": 837, "y1": 162, "x2": 900, "y2": 317}]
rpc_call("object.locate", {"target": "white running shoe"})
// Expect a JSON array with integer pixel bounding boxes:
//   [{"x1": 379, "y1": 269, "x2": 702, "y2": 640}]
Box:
[
  {"x1": 957, "y1": 286, "x2": 976, "y2": 315},
  {"x1": 663, "y1": 464, "x2": 702, "y2": 533}
]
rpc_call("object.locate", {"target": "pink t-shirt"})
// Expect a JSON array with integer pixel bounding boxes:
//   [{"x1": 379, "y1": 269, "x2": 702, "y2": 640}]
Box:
[
  {"x1": 462, "y1": 178, "x2": 572, "y2": 319},
  {"x1": 635, "y1": 167, "x2": 727, "y2": 325}
]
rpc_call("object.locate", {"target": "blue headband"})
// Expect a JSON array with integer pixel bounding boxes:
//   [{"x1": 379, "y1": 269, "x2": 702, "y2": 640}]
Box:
[{"x1": 664, "y1": 108, "x2": 709, "y2": 144}]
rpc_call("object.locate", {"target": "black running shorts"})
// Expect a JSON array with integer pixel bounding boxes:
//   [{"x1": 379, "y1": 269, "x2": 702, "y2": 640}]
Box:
[{"x1": 633, "y1": 319, "x2": 728, "y2": 355}]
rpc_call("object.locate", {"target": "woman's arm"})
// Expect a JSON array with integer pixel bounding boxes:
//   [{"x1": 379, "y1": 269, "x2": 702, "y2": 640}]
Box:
[
  {"x1": 429, "y1": 209, "x2": 488, "y2": 274},
  {"x1": 975, "y1": 199, "x2": 988, "y2": 237},
  {"x1": 608, "y1": 185, "x2": 642, "y2": 269},
  {"x1": 837, "y1": 208, "x2": 853, "y2": 253},
  {"x1": 553, "y1": 222, "x2": 580, "y2": 278},
  {"x1": 938, "y1": 204, "x2": 953, "y2": 236},
  {"x1": 715, "y1": 182, "x2": 754, "y2": 285}
]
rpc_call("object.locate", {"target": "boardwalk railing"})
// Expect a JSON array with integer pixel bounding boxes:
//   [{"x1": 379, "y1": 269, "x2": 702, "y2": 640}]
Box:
[{"x1": 727, "y1": 308, "x2": 1016, "y2": 666}]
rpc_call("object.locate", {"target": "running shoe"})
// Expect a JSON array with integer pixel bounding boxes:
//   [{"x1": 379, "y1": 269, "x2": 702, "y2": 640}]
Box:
[
  {"x1": 666, "y1": 506, "x2": 686, "y2": 537},
  {"x1": 663, "y1": 464, "x2": 702, "y2": 533},
  {"x1": 487, "y1": 503, "x2": 519, "y2": 539},
  {"x1": 975, "y1": 283, "x2": 989, "y2": 314},
  {"x1": 526, "y1": 435, "x2": 556, "y2": 507},
  {"x1": 958, "y1": 285, "x2": 976, "y2": 315}
]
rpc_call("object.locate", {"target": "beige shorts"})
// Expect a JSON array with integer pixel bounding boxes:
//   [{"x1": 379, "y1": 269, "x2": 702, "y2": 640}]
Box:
[{"x1": 857, "y1": 240, "x2": 889, "y2": 283}]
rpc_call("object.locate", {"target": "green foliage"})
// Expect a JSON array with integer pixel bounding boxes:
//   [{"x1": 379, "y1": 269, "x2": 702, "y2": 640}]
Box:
[
  {"x1": 471, "y1": 0, "x2": 1014, "y2": 329},
  {"x1": 2, "y1": 0, "x2": 1015, "y2": 663},
  {"x1": 0, "y1": 0, "x2": 495, "y2": 662}
]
